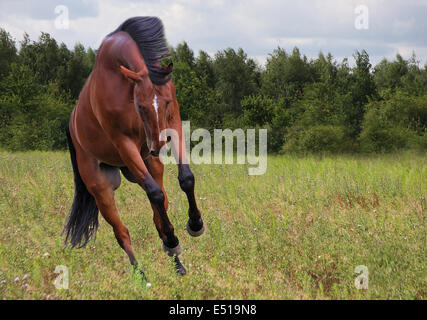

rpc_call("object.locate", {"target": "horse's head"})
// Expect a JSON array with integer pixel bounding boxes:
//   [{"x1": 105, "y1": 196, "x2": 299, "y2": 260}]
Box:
[{"x1": 120, "y1": 65, "x2": 173, "y2": 157}]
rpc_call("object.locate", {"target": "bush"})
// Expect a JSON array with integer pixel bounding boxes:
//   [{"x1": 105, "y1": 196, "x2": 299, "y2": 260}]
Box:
[
  {"x1": 282, "y1": 125, "x2": 353, "y2": 154},
  {"x1": 359, "y1": 90, "x2": 427, "y2": 152},
  {"x1": 241, "y1": 94, "x2": 275, "y2": 126},
  {"x1": 359, "y1": 125, "x2": 417, "y2": 153}
]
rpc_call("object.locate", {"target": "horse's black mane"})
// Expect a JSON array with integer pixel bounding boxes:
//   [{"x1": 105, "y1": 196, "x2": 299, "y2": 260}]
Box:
[{"x1": 109, "y1": 16, "x2": 171, "y2": 85}]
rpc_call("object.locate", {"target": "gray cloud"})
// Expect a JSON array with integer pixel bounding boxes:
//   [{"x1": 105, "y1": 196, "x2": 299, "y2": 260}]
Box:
[{"x1": 0, "y1": 0, "x2": 426, "y2": 66}]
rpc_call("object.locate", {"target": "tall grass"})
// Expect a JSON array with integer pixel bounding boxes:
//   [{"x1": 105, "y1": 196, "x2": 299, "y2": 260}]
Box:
[{"x1": 0, "y1": 151, "x2": 425, "y2": 299}]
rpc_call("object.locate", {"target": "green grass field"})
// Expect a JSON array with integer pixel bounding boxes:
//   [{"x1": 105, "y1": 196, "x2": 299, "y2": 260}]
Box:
[{"x1": 0, "y1": 151, "x2": 425, "y2": 299}]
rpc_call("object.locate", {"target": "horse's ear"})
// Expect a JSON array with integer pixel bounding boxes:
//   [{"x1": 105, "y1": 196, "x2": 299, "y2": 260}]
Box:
[
  {"x1": 120, "y1": 65, "x2": 142, "y2": 83},
  {"x1": 165, "y1": 62, "x2": 173, "y2": 73}
]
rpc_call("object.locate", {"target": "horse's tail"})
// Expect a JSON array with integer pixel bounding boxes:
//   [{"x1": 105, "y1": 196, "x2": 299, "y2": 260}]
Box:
[{"x1": 63, "y1": 124, "x2": 99, "y2": 248}]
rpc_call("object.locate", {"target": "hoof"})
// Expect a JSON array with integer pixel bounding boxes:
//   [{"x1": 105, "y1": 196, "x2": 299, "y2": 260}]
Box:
[
  {"x1": 132, "y1": 266, "x2": 150, "y2": 285},
  {"x1": 163, "y1": 243, "x2": 182, "y2": 257},
  {"x1": 141, "y1": 271, "x2": 152, "y2": 287},
  {"x1": 187, "y1": 219, "x2": 205, "y2": 237},
  {"x1": 174, "y1": 256, "x2": 187, "y2": 276},
  {"x1": 139, "y1": 269, "x2": 149, "y2": 283}
]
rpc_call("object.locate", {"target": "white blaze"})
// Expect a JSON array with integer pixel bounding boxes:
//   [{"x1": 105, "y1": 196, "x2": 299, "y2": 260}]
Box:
[{"x1": 153, "y1": 95, "x2": 159, "y2": 122}]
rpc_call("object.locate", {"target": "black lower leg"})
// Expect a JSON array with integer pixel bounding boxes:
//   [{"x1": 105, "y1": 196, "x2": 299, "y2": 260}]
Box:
[
  {"x1": 122, "y1": 248, "x2": 148, "y2": 282},
  {"x1": 158, "y1": 203, "x2": 179, "y2": 249},
  {"x1": 178, "y1": 164, "x2": 204, "y2": 232},
  {"x1": 130, "y1": 261, "x2": 148, "y2": 282},
  {"x1": 174, "y1": 256, "x2": 186, "y2": 276},
  {"x1": 146, "y1": 178, "x2": 179, "y2": 249}
]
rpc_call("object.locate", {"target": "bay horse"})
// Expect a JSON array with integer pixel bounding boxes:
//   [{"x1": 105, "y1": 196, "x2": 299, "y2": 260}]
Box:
[{"x1": 63, "y1": 17, "x2": 205, "y2": 278}]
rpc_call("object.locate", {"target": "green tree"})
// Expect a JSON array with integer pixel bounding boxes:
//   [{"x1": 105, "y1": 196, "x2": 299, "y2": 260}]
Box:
[
  {"x1": 194, "y1": 50, "x2": 215, "y2": 88},
  {"x1": 400, "y1": 54, "x2": 427, "y2": 96},
  {"x1": 172, "y1": 61, "x2": 218, "y2": 128},
  {"x1": 0, "y1": 28, "x2": 17, "y2": 78},
  {"x1": 346, "y1": 50, "x2": 378, "y2": 137},
  {"x1": 374, "y1": 54, "x2": 409, "y2": 91},
  {"x1": 241, "y1": 94, "x2": 275, "y2": 126},
  {"x1": 262, "y1": 47, "x2": 315, "y2": 103},
  {"x1": 0, "y1": 63, "x2": 71, "y2": 150},
  {"x1": 59, "y1": 43, "x2": 93, "y2": 100},
  {"x1": 19, "y1": 32, "x2": 66, "y2": 85},
  {"x1": 213, "y1": 48, "x2": 260, "y2": 125},
  {"x1": 172, "y1": 41, "x2": 195, "y2": 68}
]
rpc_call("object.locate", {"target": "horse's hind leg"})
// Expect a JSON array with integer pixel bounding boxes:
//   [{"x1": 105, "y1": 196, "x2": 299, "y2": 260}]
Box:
[
  {"x1": 75, "y1": 147, "x2": 142, "y2": 276},
  {"x1": 144, "y1": 156, "x2": 186, "y2": 276}
]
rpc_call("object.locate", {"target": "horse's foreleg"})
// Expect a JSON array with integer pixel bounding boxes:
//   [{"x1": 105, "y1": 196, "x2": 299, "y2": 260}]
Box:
[
  {"x1": 167, "y1": 119, "x2": 205, "y2": 237},
  {"x1": 178, "y1": 164, "x2": 205, "y2": 236},
  {"x1": 145, "y1": 156, "x2": 186, "y2": 275},
  {"x1": 115, "y1": 139, "x2": 181, "y2": 259}
]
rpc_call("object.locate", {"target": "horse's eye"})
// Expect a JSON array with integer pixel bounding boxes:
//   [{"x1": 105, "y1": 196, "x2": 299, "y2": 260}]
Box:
[{"x1": 138, "y1": 105, "x2": 148, "y2": 114}]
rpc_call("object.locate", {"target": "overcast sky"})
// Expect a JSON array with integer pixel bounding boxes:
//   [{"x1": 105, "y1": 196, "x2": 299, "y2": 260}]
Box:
[{"x1": 1, "y1": 0, "x2": 426, "y2": 67}]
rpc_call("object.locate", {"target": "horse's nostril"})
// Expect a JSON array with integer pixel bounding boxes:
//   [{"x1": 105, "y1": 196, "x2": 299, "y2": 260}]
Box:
[{"x1": 150, "y1": 150, "x2": 159, "y2": 157}]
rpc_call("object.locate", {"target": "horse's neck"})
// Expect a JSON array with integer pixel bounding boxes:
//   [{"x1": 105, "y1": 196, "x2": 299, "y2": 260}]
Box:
[{"x1": 106, "y1": 32, "x2": 148, "y2": 75}]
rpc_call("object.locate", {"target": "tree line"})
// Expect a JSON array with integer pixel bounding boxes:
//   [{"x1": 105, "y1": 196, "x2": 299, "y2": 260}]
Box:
[{"x1": 0, "y1": 28, "x2": 426, "y2": 153}]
